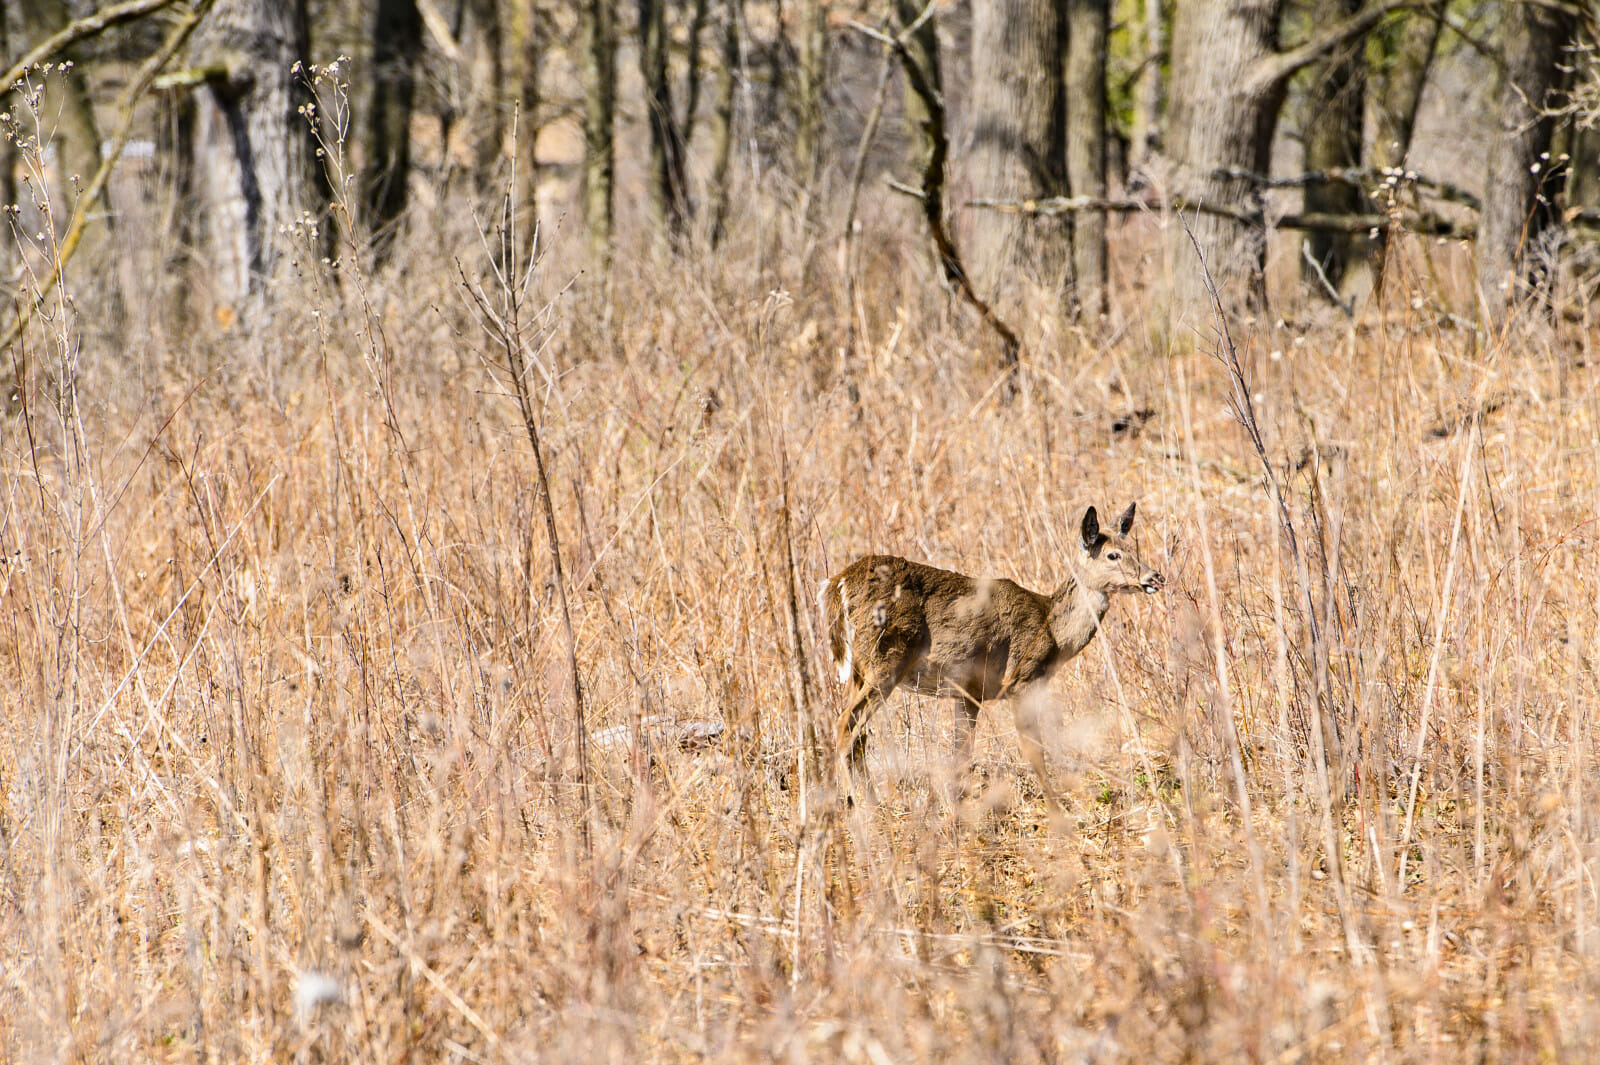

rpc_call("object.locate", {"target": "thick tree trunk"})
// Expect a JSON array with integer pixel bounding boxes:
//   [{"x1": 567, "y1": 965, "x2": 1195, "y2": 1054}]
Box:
[
  {"x1": 795, "y1": 0, "x2": 826, "y2": 185},
  {"x1": 191, "y1": 0, "x2": 328, "y2": 311},
  {"x1": 639, "y1": 0, "x2": 687, "y2": 239},
  {"x1": 707, "y1": 0, "x2": 739, "y2": 247},
  {"x1": 0, "y1": 7, "x2": 17, "y2": 260},
  {"x1": 468, "y1": 0, "x2": 505, "y2": 185},
  {"x1": 966, "y1": 0, "x2": 1070, "y2": 313},
  {"x1": 580, "y1": 0, "x2": 616, "y2": 265},
  {"x1": 508, "y1": 0, "x2": 542, "y2": 248},
  {"x1": 1064, "y1": 0, "x2": 1108, "y2": 319},
  {"x1": 1300, "y1": 0, "x2": 1365, "y2": 301},
  {"x1": 1568, "y1": 122, "x2": 1600, "y2": 218},
  {"x1": 1474, "y1": 1, "x2": 1575, "y2": 324},
  {"x1": 1362, "y1": 3, "x2": 1440, "y2": 301},
  {"x1": 1369, "y1": 5, "x2": 1439, "y2": 172},
  {"x1": 363, "y1": 0, "x2": 422, "y2": 260},
  {"x1": 1166, "y1": 0, "x2": 1285, "y2": 315},
  {"x1": 895, "y1": 0, "x2": 942, "y2": 178},
  {"x1": 682, "y1": 0, "x2": 710, "y2": 150},
  {"x1": 1130, "y1": 0, "x2": 1163, "y2": 167}
]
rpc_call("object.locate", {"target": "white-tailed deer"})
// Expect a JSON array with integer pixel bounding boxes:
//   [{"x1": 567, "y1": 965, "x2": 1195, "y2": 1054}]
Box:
[{"x1": 817, "y1": 504, "x2": 1164, "y2": 810}]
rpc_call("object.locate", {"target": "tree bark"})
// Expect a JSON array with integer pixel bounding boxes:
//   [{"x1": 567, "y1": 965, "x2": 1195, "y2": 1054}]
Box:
[
  {"x1": 1064, "y1": 0, "x2": 1108, "y2": 319},
  {"x1": 682, "y1": 0, "x2": 710, "y2": 151},
  {"x1": 508, "y1": 0, "x2": 541, "y2": 246},
  {"x1": 894, "y1": 0, "x2": 941, "y2": 178},
  {"x1": 708, "y1": 0, "x2": 739, "y2": 247},
  {"x1": 468, "y1": 0, "x2": 505, "y2": 185},
  {"x1": 1166, "y1": 0, "x2": 1285, "y2": 314},
  {"x1": 190, "y1": 0, "x2": 328, "y2": 311},
  {"x1": 1130, "y1": 0, "x2": 1163, "y2": 167},
  {"x1": 795, "y1": 0, "x2": 827, "y2": 185},
  {"x1": 1474, "y1": 0, "x2": 1575, "y2": 324},
  {"x1": 639, "y1": 0, "x2": 688, "y2": 240},
  {"x1": 1361, "y1": 2, "x2": 1440, "y2": 300},
  {"x1": 1369, "y1": 4, "x2": 1439, "y2": 172},
  {"x1": 966, "y1": 0, "x2": 1069, "y2": 314},
  {"x1": 1568, "y1": 121, "x2": 1600, "y2": 220},
  {"x1": 1164, "y1": 0, "x2": 1409, "y2": 317},
  {"x1": 363, "y1": 0, "x2": 422, "y2": 260},
  {"x1": 580, "y1": 0, "x2": 616, "y2": 265},
  {"x1": 0, "y1": 6, "x2": 18, "y2": 255},
  {"x1": 1300, "y1": 0, "x2": 1365, "y2": 300}
]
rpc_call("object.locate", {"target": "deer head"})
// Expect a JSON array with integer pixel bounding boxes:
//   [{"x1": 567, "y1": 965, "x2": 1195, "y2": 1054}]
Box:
[{"x1": 1076, "y1": 503, "x2": 1164, "y2": 595}]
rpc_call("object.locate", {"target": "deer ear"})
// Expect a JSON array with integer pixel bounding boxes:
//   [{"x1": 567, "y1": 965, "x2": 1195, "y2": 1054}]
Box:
[
  {"x1": 1117, "y1": 502, "x2": 1137, "y2": 537},
  {"x1": 1080, "y1": 506, "x2": 1100, "y2": 549}
]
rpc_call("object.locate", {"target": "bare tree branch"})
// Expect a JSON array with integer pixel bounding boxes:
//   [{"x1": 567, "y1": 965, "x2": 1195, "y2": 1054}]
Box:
[
  {"x1": 1210, "y1": 165, "x2": 1482, "y2": 211},
  {"x1": 851, "y1": 9, "x2": 1023, "y2": 370},
  {"x1": 1247, "y1": 0, "x2": 1417, "y2": 95},
  {"x1": 1, "y1": 0, "x2": 178, "y2": 91},
  {"x1": 2, "y1": 0, "x2": 215, "y2": 356},
  {"x1": 968, "y1": 194, "x2": 1475, "y2": 239}
]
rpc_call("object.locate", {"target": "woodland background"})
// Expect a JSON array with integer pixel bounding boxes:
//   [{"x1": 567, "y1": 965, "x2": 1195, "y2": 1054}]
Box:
[{"x1": 3, "y1": 0, "x2": 1600, "y2": 1062}]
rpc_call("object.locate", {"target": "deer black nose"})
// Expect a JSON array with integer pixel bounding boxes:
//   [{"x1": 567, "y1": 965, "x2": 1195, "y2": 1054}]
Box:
[{"x1": 1142, "y1": 572, "x2": 1166, "y2": 593}]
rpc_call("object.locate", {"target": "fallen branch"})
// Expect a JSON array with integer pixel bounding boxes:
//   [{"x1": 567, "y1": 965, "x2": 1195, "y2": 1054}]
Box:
[
  {"x1": 966, "y1": 195, "x2": 1475, "y2": 240},
  {"x1": 1210, "y1": 165, "x2": 1481, "y2": 211}
]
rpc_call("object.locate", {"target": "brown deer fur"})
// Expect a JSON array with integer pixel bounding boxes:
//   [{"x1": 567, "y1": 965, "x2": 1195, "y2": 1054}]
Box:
[{"x1": 819, "y1": 504, "x2": 1164, "y2": 809}]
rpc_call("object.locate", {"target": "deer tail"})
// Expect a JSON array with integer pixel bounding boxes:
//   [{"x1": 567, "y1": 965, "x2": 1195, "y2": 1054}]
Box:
[{"x1": 817, "y1": 576, "x2": 853, "y2": 684}]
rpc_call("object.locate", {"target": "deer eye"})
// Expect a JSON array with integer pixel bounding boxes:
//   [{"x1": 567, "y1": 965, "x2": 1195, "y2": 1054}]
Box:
[{"x1": 1106, "y1": 551, "x2": 1121, "y2": 561}]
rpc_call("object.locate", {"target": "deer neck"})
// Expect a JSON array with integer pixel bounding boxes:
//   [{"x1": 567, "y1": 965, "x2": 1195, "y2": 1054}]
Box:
[{"x1": 1048, "y1": 573, "x2": 1112, "y2": 660}]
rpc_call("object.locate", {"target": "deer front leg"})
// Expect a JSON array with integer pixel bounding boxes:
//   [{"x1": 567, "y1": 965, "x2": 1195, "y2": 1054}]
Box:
[
  {"x1": 835, "y1": 677, "x2": 895, "y2": 805},
  {"x1": 1010, "y1": 687, "x2": 1067, "y2": 833}
]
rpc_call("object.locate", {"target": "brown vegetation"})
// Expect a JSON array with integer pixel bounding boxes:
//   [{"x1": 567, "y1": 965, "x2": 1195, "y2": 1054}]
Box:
[{"x1": 4, "y1": 126, "x2": 1600, "y2": 1060}]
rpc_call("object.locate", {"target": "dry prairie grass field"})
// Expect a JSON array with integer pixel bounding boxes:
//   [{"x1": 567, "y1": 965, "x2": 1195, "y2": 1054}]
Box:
[{"x1": 4, "y1": 186, "x2": 1600, "y2": 1062}]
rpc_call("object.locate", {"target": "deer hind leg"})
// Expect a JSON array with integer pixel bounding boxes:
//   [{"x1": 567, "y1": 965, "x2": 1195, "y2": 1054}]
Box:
[{"x1": 940, "y1": 691, "x2": 983, "y2": 810}]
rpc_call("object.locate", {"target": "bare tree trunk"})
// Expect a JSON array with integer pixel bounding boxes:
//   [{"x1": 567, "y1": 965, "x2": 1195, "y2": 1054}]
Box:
[
  {"x1": 639, "y1": 0, "x2": 688, "y2": 240},
  {"x1": 364, "y1": 0, "x2": 422, "y2": 261},
  {"x1": 1300, "y1": 0, "x2": 1365, "y2": 301},
  {"x1": 509, "y1": 0, "x2": 542, "y2": 248},
  {"x1": 580, "y1": 0, "x2": 616, "y2": 266},
  {"x1": 1363, "y1": 2, "x2": 1440, "y2": 300},
  {"x1": 191, "y1": 0, "x2": 328, "y2": 312},
  {"x1": 1166, "y1": 0, "x2": 1284, "y2": 314},
  {"x1": 708, "y1": 0, "x2": 739, "y2": 247},
  {"x1": 1164, "y1": 0, "x2": 1406, "y2": 318},
  {"x1": 1568, "y1": 121, "x2": 1600, "y2": 218},
  {"x1": 966, "y1": 0, "x2": 1069, "y2": 314},
  {"x1": 895, "y1": 0, "x2": 941, "y2": 178},
  {"x1": 1475, "y1": 0, "x2": 1575, "y2": 324},
  {"x1": 0, "y1": 6, "x2": 18, "y2": 261},
  {"x1": 1369, "y1": 5, "x2": 1439, "y2": 172},
  {"x1": 1130, "y1": 0, "x2": 1163, "y2": 168},
  {"x1": 1065, "y1": 0, "x2": 1108, "y2": 319},
  {"x1": 794, "y1": 0, "x2": 826, "y2": 185},
  {"x1": 468, "y1": 0, "x2": 505, "y2": 185},
  {"x1": 682, "y1": 0, "x2": 710, "y2": 151}
]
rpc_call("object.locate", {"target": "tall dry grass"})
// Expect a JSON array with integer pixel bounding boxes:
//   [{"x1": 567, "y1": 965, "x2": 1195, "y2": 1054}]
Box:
[{"x1": 3, "y1": 123, "x2": 1600, "y2": 1063}]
